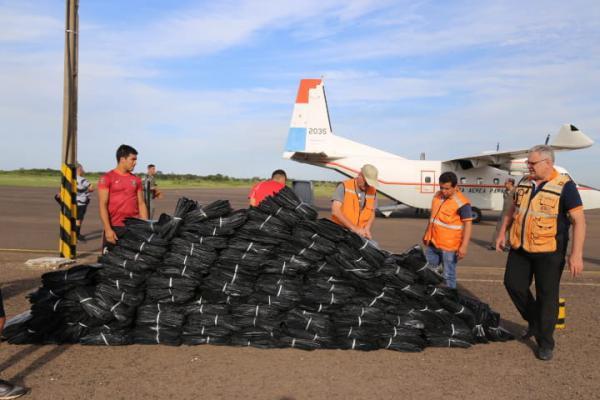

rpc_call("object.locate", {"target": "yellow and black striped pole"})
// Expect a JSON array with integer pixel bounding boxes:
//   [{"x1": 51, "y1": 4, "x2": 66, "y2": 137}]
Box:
[
  {"x1": 556, "y1": 297, "x2": 566, "y2": 329},
  {"x1": 59, "y1": 163, "x2": 77, "y2": 258}
]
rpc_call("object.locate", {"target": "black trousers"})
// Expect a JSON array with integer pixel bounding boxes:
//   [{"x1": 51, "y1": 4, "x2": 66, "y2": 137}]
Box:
[{"x1": 504, "y1": 247, "x2": 565, "y2": 349}]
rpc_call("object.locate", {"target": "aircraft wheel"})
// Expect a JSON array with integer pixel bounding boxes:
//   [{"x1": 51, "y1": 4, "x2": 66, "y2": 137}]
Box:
[{"x1": 471, "y1": 207, "x2": 482, "y2": 224}]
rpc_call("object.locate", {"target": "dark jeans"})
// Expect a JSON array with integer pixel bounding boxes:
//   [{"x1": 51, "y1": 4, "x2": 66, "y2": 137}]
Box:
[
  {"x1": 102, "y1": 226, "x2": 127, "y2": 253},
  {"x1": 503, "y1": 247, "x2": 565, "y2": 350}
]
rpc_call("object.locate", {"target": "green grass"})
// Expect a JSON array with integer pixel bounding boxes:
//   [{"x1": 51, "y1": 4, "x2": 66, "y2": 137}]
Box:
[{"x1": 0, "y1": 169, "x2": 337, "y2": 198}]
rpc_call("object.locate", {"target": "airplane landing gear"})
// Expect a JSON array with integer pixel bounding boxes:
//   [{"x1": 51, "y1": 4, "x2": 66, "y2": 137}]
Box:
[{"x1": 471, "y1": 207, "x2": 482, "y2": 224}]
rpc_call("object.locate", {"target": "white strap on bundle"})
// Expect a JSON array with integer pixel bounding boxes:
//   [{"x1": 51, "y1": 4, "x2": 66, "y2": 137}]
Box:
[
  {"x1": 347, "y1": 326, "x2": 353, "y2": 338},
  {"x1": 222, "y1": 282, "x2": 228, "y2": 292},
  {"x1": 49, "y1": 289, "x2": 58, "y2": 297},
  {"x1": 150, "y1": 221, "x2": 155, "y2": 232},
  {"x1": 317, "y1": 304, "x2": 323, "y2": 312},
  {"x1": 329, "y1": 284, "x2": 336, "y2": 293},
  {"x1": 308, "y1": 241, "x2": 315, "y2": 250},
  {"x1": 190, "y1": 243, "x2": 195, "y2": 256},
  {"x1": 246, "y1": 242, "x2": 254, "y2": 252},
  {"x1": 369, "y1": 292, "x2": 384, "y2": 307},
  {"x1": 275, "y1": 207, "x2": 282, "y2": 216},
  {"x1": 80, "y1": 297, "x2": 92, "y2": 303},
  {"x1": 317, "y1": 262, "x2": 326, "y2": 272},
  {"x1": 351, "y1": 338, "x2": 357, "y2": 350},
  {"x1": 417, "y1": 264, "x2": 428, "y2": 272},
  {"x1": 100, "y1": 332, "x2": 109, "y2": 346},
  {"x1": 354, "y1": 256, "x2": 363, "y2": 263},
  {"x1": 64, "y1": 270, "x2": 69, "y2": 281},
  {"x1": 134, "y1": 253, "x2": 140, "y2": 261},
  {"x1": 393, "y1": 326, "x2": 398, "y2": 337},
  {"x1": 451, "y1": 324, "x2": 456, "y2": 337},
  {"x1": 255, "y1": 305, "x2": 260, "y2": 317},
  {"x1": 291, "y1": 338, "x2": 297, "y2": 348},
  {"x1": 169, "y1": 277, "x2": 173, "y2": 288},
  {"x1": 182, "y1": 264, "x2": 188, "y2": 277},
  {"x1": 183, "y1": 255, "x2": 188, "y2": 266},
  {"x1": 120, "y1": 292, "x2": 126, "y2": 301},
  {"x1": 329, "y1": 293, "x2": 335, "y2": 305},
  {"x1": 359, "y1": 241, "x2": 369, "y2": 250},
  {"x1": 212, "y1": 227, "x2": 217, "y2": 236},
  {"x1": 148, "y1": 233, "x2": 155, "y2": 242},
  {"x1": 139, "y1": 242, "x2": 146, "y2": 252},
  {"x1": 214, "y1": 314, "x2": 219, "y2": 326},
  {"x1": 259, "y1": 215, "x2": 272, "y2": 231},
  {"x1": 53, "y1": 299, "x2": 62, "y2": 311},
  {"x1": 360, "y1": 307, "x2": 366, "y2": 317},
  {"x1": 122, "y1": 260, "x2": 128, "y2": 268},
  {"x1": 231, "y1": 264, "x2": 239, "y2": 284},
  {"x1": 155, "y1": 304, "x2": 161, "y2": 325},
  {"x1": 305, "y1": 317, "x2": 313, "y2": 330},
  {"x1": 455, "y1": 306, "x2": 465, "y2": 315},
  {"x1": 281, "y1": 261, "x2": 287, "y2": 274},
  {"x1": 311, "y1": 233, "x2": 318, "y2": 239},
  {"x1": 110, "y1": 301, "x2": 121, "y2": 312},
  {"x1": 358, "y1": 316, "x2": 363, "y2": 327},
  {"x1": 116, "y1": 280, "x2": 120, "y2": 290},
  {"x1": 79, "y1": 322, "x2": 88, "y2": 328},
  {"x1": 386, "y1": 337, "x2": 393, "y2": 349},
  {"x1": 253, "y1": 317, "x2": 257, "y2": 327},
  {"x1": 276, "y1": 285, "x2": 283, "y2": 297}
]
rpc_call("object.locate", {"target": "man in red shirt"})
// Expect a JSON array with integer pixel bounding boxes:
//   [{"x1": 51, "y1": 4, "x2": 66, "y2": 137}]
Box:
[
  {"x1": 98, "y1": 144, "x2": 148, "y2": 249},
  {"x1": 248, "y1": 169, "x2": 287, "y2": 206}
]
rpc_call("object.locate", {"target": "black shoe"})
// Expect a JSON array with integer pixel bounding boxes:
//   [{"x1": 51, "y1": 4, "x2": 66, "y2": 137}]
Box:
[
  {"x1": 537, "y1": 347, "x2": 553, "y2": 361},
  {"x1": 77, "y1": 234, "x2": 86, "y2": 242},
  {"x1": 0, "y1": 380, "x2": 27, "y2": 399}
]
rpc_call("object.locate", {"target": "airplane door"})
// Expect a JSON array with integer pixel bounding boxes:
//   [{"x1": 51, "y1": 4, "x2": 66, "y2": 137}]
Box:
[{"x1": 421, "y1": 170, "x2": 435, "y2": 193}]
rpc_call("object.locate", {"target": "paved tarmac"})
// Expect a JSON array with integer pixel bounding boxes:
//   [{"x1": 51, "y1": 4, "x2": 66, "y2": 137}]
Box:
[{"x1": 1, "y1": 186, "x2": 599, "y2": 399}]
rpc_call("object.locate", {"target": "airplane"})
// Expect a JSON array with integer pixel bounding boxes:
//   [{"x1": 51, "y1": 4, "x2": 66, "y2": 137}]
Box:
[{"x1": 283, "y1": 78, "x2": 600, "y2": 222}]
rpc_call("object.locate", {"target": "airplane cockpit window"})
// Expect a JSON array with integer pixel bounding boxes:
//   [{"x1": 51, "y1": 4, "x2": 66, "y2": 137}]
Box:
[
  {"x1": 476, "y1": 177, "x2": 483, "y2": 185},
  {"x1": 424, "y1": 177, "x2": 431, "y2": 183},
  {"x1": 460, "y1": 177, "x2": 467, "y2": 184},
  {"x1": 493, "y1": 178, "x2": 500, "y2": 185}
]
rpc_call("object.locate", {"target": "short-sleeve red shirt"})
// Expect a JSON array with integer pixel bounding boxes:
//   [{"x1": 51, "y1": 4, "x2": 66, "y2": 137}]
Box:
[
  {"x1": 248, "y1": 180, "x2": 285, "y2": 205},
  {"x1": 98, "y1": 169, "x2": 142, "y2": 227}
]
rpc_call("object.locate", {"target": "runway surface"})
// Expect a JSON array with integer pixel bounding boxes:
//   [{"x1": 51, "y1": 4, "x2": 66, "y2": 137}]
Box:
[{"x1": 1, "y1": 186, "x2": 599, "y2": 399}]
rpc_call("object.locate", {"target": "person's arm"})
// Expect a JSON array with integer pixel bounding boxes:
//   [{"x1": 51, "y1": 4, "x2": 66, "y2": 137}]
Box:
[
  {"x1": 0, "y1": 316, "x2": 5, "y2": 335},
  {"x1": 98, "y1": 188, "x2": 118, "y2": 244},
  {"x1": 88, "y1": 182, "x2": 94, "y2": 193},
  {"x1": 457, "y1": 220, "x2": 472, "y2": 259},
  {"x1": 567, "y1": 208, "x2": 586, "y2": 277},
  {"x1": 331, "y1": 201, "x2": 363, "y2": 235},
  {"x1": 496, "y1": 202, "x2": 516, "y2": 251},
  {"x1": 137, "y1": 190, "x2": 149, "y2": 220}
]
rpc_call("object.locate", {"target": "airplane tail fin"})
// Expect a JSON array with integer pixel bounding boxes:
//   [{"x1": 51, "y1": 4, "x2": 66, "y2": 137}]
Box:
[
  {"x1": 284, "y1": 79, "x2": 333, "y2": 156},
  {"x1": 550, "y1": 124, "x2": 594, "y2": 150}
]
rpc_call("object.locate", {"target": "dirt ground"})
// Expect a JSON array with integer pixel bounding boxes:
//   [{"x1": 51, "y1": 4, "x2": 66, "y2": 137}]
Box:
[{"x1": 1, "y1": 187, "x2": 599, "y2": 399}]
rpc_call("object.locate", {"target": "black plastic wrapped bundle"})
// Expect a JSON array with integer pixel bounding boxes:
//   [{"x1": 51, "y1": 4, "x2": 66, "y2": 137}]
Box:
[
  {"x1": 255, "y1": 275, "x2": 303, "y2": 302},
  {"x1": 230, "y1": 328, "x2": 276, "y2": 348},
  {"x1": 292, "y1": 228, "x2": 337, "y2": 256},
  {"x1": 94, "y1": 290, "x2": 137, "y2": 323},
  {"x1": 185, "y1": 312, "x2": 239, "y2": 332},
  {"x1": 80, "y1": 330, "x2": 131, "y2": 346},
  {"x1": 179, "y1": 232, "x2": 229, "y2": 249},
  {"x1": 297, "y1": 219, "x2": 347, "y2": 243},
  {"x1": 169, "y1": 238, "x2": 219, "y2": 264},
  {"x1": 115, "y1": 238, "x2": 168, "y2": 259},
  {"x1": 278, "y1": 336, "x2": 321, "y2": 350},
  {"x1": 302, "y1": 280, "x2": 357, "y2": 305},
  {"x1": 247, "y1": 292, "x2": 298, "y2": 312},
  {"x1": 182, "y1": 210, "x2": 247, "y2": 236},
  {"x1": 108, "y1": 246, "x2": 163, "y2": 266},
  {"x1": 260, "y1": 258, "x2": 305, "y2": 276},
  {"x1": 327, "y1": 254, "x2": 377, "y2": 280},
  {"x1": 97, "y1": 265, "x2": 146, "y2": 286},
  {"x1": 380, "y1": 328, "x2": 427, "y2": 352},
  {"x1": 159, "y1": 197, "x2": 199, "y2": 240},
  {"x1": 279, "y1": 242, "x2": 323, "y2": 262},
  {"x1": 162, "y1": 252, "x2": 212, "y2": 277},
  {"x1": 257, "y1": 197, "x2": 302, "y2": 227},
  {"x1": 345, "y1": 233, "x2": 387, "y2": 268},
  {"x1": 242, "y1": 209, "x2": 293, "y2": 241},
  {"x1": 282, "y1": 310, "x2": 333, "y2": 346},
  {"x1": 389, "y1": 246, "x2": 444, "y2": 286},
  {"x1": 98, "y1": 252, "x2": 156, "y2": 273},
  {"x1": 120, "y1": 230, "x2": 170, "y2": 247},
  {"x1": 201, "y1": 263, "x2": 257, "y2": 298},
  {"x1": 376, "y1": 261, "x2": 417, "y2": 287},
  {"x1": 122, "y1": 217, "x2": 165, "y2": 236},
  {"x1": 337, "y1": 338, "x2": 379, "y2": 351},
  {"x1": 426, "y1": 334, "x2": 472, "y2": 348},
  {"x1": 230, "y1": 304, "x2": 282, "y2": 331},
  {"x1": 95, "y1": 282, "x2": 144, "y2": 307},
  {"x1": 146, "y1": 275, "x2": 197, "y2": 304},
  {"x1": 218, "y1": 248, "x2": 267, "y2": 268},
  {"x1": 271, "y1": 187, "x2": 318, "y2": 221},
  {"x1": 235, "y1": 229, "x2": 283, "y2": 245},
  {"x1": 40, "y1": 264, "x2": 99, "y2": 291},
  {"x1": 227, "y1": 238, "x2": 274, "y2": 258},
  {"x1": 133, "y1": 303, "x2": 185, "y2": 346},
  {"x1": 183, "y1": 200, "x2": 232, "y2": 225},
  {"x1": 66, "y1": 286, "x2": 114, "y2": 323}
]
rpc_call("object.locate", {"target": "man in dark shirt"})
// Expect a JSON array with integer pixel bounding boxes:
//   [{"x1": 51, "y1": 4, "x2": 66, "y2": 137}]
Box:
[
  {"x1": 496, "y1": 145, "x2": 586, "y2": 361},
  {"x1": 0, "y1": 288, "x2": 28, "y2": 399}
]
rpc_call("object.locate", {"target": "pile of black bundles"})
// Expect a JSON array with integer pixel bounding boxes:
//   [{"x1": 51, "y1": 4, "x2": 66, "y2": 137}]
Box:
[
  {"x1": 4, "y1": 264, "x2": 103, "y2": 344},
  {"x1": 257, "y1": 196, "x2": 301, "y2": 227},
  {"x1": 133, "y1": 303, "x2": 184, "y2": 345},
  {"x1": 253, "y1": 275, "x2": 303, "y2": 311},
  {"x1": 80, "y1": 324, "x2": 131, "y2": 346},
  {"x1": 169, "y1": 238, "x2": 219, "y2": 264},
  {"x1": 179, "y1": 232, "x2": 229, "y2": 249},
  {"x1": 229, "y1": 304, "x2": 282, "y2": 332},
  {"x1": 239, "y1": 209, "x2": 292, "y2": 242},
  {"x1": 182, "y1": 303, "x2": 233, "y2": 345},
  {"x1": 202, "y1": 262, "x2": 257, "y2": 299},
  {"x1": 146, "y1": 275, "x2": 197, "y2": 304},
  {"x1": 116, "y1": 237, "x2": 169, "y2": 259},
  {"x1": 387, "y1": 246, "x2": 444, "y2": 286},
  {"x1": 271, "y1": 186, "x2": 318, "y2": 221}
]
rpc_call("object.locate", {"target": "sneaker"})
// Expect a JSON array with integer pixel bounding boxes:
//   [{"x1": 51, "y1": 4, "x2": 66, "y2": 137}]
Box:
[
  {"x1": 537, "y1": 347, "x2": 553, "y2": 361},
  {"x1": 0, "y1": 380, "x2": 27, "y2": 399}
]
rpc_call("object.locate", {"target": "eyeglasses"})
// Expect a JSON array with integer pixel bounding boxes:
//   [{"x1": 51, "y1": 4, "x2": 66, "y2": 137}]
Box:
[{"x1": 526, "y1": 158, "x2": 548, "y2": 166}]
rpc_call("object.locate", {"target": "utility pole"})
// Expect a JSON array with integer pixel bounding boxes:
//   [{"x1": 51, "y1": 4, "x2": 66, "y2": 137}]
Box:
[{"x1": 59, "y1": 0, "x2": 79, "y2": 259}]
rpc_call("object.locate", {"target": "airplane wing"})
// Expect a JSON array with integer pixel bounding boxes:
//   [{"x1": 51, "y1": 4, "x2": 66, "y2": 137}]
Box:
[{"x1": 444, "y1": 124, "x2": 594, "y2": 171}]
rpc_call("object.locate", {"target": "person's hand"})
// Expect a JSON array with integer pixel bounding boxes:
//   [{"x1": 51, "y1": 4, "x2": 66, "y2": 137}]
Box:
[
  {"x1": 364, "y1": 229, "x2": 373, "y2": 240},
  {"x1": 495, "y1": 234, "x2": 505, "y2": 252},
  {"x1": 352, "y1": 227, "x2": 367, "y2": 237},
  {"x1": 423, "y1": 239, "x2": 430, "y2": 247},
  {"x1": 105, "y1": 228, "x2": 118, "y2": 244},
  {"x1": 155, "y1": 190, "x2": 163, "y2": 199},
  {"x1": 567, "y1": 253, "x2": 584, "y2": 277},
  {"x1": 457, "y1": 245, "x2": 468, "y2": 260}
]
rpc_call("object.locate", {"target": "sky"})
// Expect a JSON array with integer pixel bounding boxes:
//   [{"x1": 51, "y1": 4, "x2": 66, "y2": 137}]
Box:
[{"x1": 1, "y1": 0, "x2": 600, "y2": 186}]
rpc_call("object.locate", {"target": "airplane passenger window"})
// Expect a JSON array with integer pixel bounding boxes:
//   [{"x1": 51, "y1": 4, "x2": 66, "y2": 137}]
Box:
[
  {"x1": 424, "y1": 177, "x2": 431, "y2": 183},
  {"x1": 493, "y1": 178, "x2": 500, "y2": 185},
  {"x1": 460, "y1": 177, "x2": 467, "y2": 184},
  {"x1": 477, "y1": 177, "x2": 483, "y2": 185}
]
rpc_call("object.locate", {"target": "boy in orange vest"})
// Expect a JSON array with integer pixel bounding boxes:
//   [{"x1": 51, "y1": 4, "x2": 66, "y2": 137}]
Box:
[
  {"x1": 331, "y1": 164, "x2": 378, "y2": 239},
  {"x1": 423, "y1": 172, "x2": 473, "y2": 288}
]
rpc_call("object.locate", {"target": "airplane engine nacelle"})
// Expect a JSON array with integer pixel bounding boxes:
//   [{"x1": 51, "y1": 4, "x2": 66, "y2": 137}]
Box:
[{"x1": 500, "y1": 158, "x2": 528, "y2": 175}]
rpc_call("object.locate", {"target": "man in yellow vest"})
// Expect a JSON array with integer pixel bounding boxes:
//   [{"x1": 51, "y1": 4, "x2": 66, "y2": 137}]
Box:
[
  {"x1": 422, "y1": 172, "x2": 473, "y2": 289},
  {"x1": 496, "y1": 145, "x2": 586, "y2": 361},
  {"x1": 331, "y1": 164, "x2": 378, "y2": 239}
]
